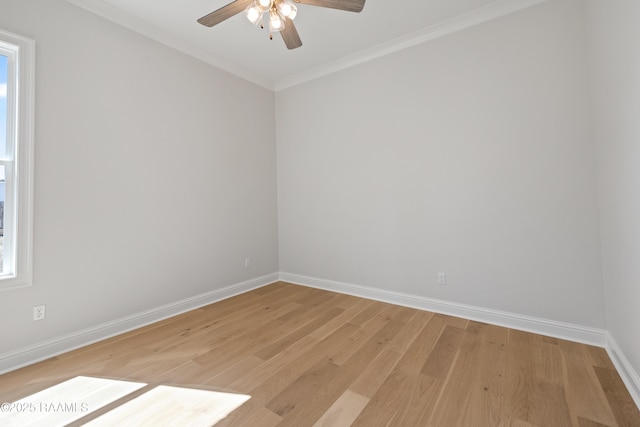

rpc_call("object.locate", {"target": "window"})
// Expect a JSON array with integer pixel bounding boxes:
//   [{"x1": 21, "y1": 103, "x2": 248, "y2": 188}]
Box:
[{"x1": 0, "y1": 29, "x2": 34, "y2": 291}]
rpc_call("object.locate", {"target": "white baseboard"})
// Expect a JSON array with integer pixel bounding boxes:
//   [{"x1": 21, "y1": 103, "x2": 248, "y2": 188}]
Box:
[
  {"x1": 0, "y1": 273, "x2": 279, "y2": 375},
  {"x1": 279, "y1": 272, "x2": 608, "y2": 347},
  {"x1": 606, "y1": 334, "x2": 640, "y2": 409}
]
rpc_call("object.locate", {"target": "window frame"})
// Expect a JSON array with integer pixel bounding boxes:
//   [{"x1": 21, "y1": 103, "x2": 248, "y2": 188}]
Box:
[{"x1": 0, "y1": 29, "x2": 35, "y2": 291}]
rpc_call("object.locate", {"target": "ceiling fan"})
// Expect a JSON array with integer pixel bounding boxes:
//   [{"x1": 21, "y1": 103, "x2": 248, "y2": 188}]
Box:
[{"x1": 197, "y1": 0, "x2": 366, "y2": 50}]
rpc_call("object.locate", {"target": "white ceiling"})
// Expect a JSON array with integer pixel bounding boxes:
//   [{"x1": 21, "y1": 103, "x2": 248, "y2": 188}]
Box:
[{"x1": 64, "y1": 0, "x2": 546, "y2": 90}]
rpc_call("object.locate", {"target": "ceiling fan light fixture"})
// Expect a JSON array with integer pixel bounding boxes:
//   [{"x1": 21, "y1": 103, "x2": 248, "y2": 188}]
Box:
[
  {"x1": 198, "y1": 0, "x2": 365, "y2": 50},
  {"x1": 244, "y1": 5, "x2": 263, "y2": 26},
  {"x1": 277, "y1": 0, "x2": 297, "y2": 20},
  {"x1": 269, "y1": 9, "x2": 285, "y2": 32}
]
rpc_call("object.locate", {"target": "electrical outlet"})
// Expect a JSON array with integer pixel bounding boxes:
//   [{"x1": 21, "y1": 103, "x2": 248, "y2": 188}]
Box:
[
  {"x1": 244, "y1": 257, "x2": 251, "y2": 268},
  {"x1": 438, "y1": 273, "x2": 447, "y2": 286},
  {"x1": 33, "y1": 305, "x2": 46, "y2": 321}
]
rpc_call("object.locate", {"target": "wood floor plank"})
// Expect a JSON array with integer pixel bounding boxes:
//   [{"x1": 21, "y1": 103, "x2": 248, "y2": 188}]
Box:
[
  {"x1": 426, "y1": 321, "x2": 487, "y2": 426},
  {"x1": 578, "y1": 416, "x2": 615, "y2": 427},
  {"x1": 348, "y1": 348, "x2": 402, "y2": 398},
  {"x1": 265, "y1": 358, "x2": 341, "y2": 418},
  {"x1": 312, "y1": 389, "x2": 369, "y2": 427},
  {"x1": 0, "y1": 282, "x2": 637, "y2": 427},
  {"x1": 459, "y1": 322, "x2": 508, "y2": 426},
  {"x1": 216, "y1": 321, "x2": 362, "y2": 426},
  {"x1": 274, "y1": 318, "x2": 409, "y2": 427},
  {"x1": 560, "y1": 340, "x2": 619, "y2": 426},
  {"x1": 347, "y1": 301, "x2": 394, "y2": 327},
  {"x1": 527, "y1": 381, "x2": 574, "y2": 427},
  {"x1": 254, "y1": 306, "x2": 344, "y2": 360},
  {"x1": 236, "y1": 407, "x2": 282, "y2": 427},
  {"x1": 593, "y1": 366, "x2": 640, "y2": 427},
  {"x1": 532, "y1": 334, "x2": 566, "y2": 385},
  {"x1": 191, "y1": 297, "x2": 339, "y2": 373},
  {"x1": 441, "y1": 313, "x2": 470, "y2": 329},
  {"x1": 501, "y1": 329, "x2": 537, "y2": 424},
  {"x1": 421, "y1": 324, "x2": 466, "y2": 379},
  {"x1": 204, "y1": 356, "x2": 265, "y2": 387},
  {"x1": 352, "y1": 368, "x2": 436, "y2": 427},
  {"x1": 149, "y1": 359, "x2": 212, "y2": 387},
  {"x1": 511, "y1": 420, "x2": 538, "y2": 427},
  {"x1": 385, "y1": 309, "x2": 434, "y2": 354},
  {"x1": 352, "y1": 314, "x2": 447, "y2": 426},
  {"x1": 308, "y1": 298, "x2": 374, "y2": 341},
  {"x1": 185, "y1": 319, "x2": 291, "y2": 375},
  {"x1": 330, "y1": 304, "x2": 401, "y2": 365},
  {"x1": 225, "y1": 335, "x2": 321, "y2": 391},
  {"x1": 587, "y1": 346, "x2": 617, "y2": 370}
]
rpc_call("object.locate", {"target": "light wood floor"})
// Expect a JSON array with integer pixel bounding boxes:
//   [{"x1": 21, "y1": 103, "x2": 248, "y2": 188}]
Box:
[{"x1": 1, "y1": 282, "x2": 639, "y2": 426}]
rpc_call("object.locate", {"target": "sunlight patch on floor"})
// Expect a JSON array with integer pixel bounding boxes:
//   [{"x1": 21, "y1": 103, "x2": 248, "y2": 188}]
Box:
[
  {"x1": 0, "y1": 376, "x2": 147, "y2": 427},
  {"x1": 83, "y1": 385, "x2": 251, "y2": 426},
  {"x1": 1, "y1": 376, "x2": 251, "y2": 427}
]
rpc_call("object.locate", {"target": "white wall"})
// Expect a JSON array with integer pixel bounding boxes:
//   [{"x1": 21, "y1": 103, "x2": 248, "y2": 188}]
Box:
[
  {"x1": 4, "y1": 0, "x2": 636, "y2": 387},
  {"x1": 0, "y1": 0, "x2": 278, "y2": 354},
  {"x1": 277, "y1": 0, "x2": 605, "y2": 328},
  {"x1": 586, "y1": 0, "x2": 640, "y2": 390}
]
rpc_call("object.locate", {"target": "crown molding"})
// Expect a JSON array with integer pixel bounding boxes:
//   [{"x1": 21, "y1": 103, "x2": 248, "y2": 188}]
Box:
[
  {"x1": 275, "y1": 0, "x2": 549, "y2": 91},
  {"x1": 64, "y1": 0, "x2": 549, "y2": 92},
  {"x1": 63, "y1": 0, "x2": 275, "y2": 90}
]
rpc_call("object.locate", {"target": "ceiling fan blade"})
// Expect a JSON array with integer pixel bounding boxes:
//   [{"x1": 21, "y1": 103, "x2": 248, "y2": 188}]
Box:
[
  {"x1": 281, "y1": 18, "x2": 303, "y2": 50},
  {"x1": 294, "y1": 0, "x2": 365, "y2": 13},
  {"x1": 197, "y1": 0, "x2": 254, "y2": 27}
]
